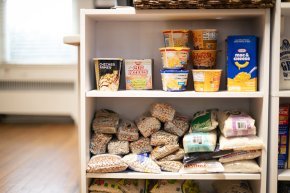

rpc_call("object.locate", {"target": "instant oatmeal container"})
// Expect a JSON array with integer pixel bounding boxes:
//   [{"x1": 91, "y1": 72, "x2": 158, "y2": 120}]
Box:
[
  {"x1": 94, "y1": 58, "x2": 123, "y2": 91},
  {"x1": 162, "y1": 29, "x2": 189, "y2": 47},
  {"x1": 160, "y1": 69, "x2": 189, "y2": 92},
  {"x1": 192, "y1": 50, "x2": 217, "y2": 69},
  {"x1": 227, "y1": 35, "x2": 258, "y2": 92},
  {"x1": 192, "y1": 29, "x2": 217, "y2": 50},
  {"x1": 159, "y1": 47, "x2": 190, "y2": 69},
  {"x1": 192, "y1": 69, "x2": 222, "y2": 92}
]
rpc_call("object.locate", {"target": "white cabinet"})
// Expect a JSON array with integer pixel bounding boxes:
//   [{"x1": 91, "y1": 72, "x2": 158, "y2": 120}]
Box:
[
  {"x1": 269, "y1": 1, "x2": 290, "y2": 192},
  {"x1": 80, "y1": 8, "x2": 270, "y2": 193}
]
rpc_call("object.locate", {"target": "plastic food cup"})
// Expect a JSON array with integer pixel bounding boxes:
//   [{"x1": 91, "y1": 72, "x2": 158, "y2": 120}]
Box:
[
  {"x1": 192, "y1": 69, "x2": 222, "y2": 92},
  {"x1": 160, "y1": 47, "x2": 190, "y2": 69},
  {"x1": 192, "y1": 29, "x2": 217, "y2": 50},
  {"x1": 192, "y1": 50, "x2": 217, "y2": 69},
  {"x1": 161, "y1": 69, "x2": 189, "y2": 92},
  {"x1": 162, "y1": 29, "x2": 189, "y2": 47}
]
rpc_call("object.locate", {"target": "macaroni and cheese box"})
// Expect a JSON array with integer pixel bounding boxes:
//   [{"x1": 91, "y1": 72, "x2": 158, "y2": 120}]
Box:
[
  {"x1": 279, "y1": 105, "x2": 289, "y2": 169},
  {"x1": 227, "y1": 36, "x2": 258, "y2": 92},
  {"x1": 125, "y1": 59, "x2": 153, "y2": 90}
]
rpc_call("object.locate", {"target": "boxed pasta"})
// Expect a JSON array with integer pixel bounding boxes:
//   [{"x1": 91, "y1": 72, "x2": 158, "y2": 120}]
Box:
[
  {"x1": 94, "y1": 58, "x2": 122, "y2": 91},
  {"x1": 125, "y1": 59, "x2": 153, "y2": 90},
  {"x1": 227, "y1": 36, "x2": 258, "y2": 92}
]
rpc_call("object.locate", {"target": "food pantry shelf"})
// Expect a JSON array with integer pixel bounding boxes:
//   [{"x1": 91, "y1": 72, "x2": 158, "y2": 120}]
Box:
[
  {"x1": 281, "y1": 2, "x2": 290, "y2": 16},
  {"x1": 276, "y1": 91, "x2": 290, "y2": 97},
  {"x1": 86, "y1": 90, "x2": 264, "y2": 98},
  {"x1": 278, "y1": 169, "x2": 290, "y2": 181},
  {"x1": 86, "y1": 171, "x2": 261, "y2": 180}
]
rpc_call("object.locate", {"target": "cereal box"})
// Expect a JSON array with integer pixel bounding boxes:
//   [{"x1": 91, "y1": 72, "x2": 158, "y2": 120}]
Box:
[
  {"x1": 279, "y1": 105, "x2": 289, "y2": 169},
  {"x1": 125, "y1": 59, "x2": 153, "y2": 90},
  {"x1": 227, "y1": 36, "x2": 258, "y2": 92}
]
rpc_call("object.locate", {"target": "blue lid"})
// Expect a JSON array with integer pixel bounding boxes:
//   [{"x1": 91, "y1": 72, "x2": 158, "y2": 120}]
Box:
[{"x1": 160, "y1": 69, "x2": 189, "y2": 73}]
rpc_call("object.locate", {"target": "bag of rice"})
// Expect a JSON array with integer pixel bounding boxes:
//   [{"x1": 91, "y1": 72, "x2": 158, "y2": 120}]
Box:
[
  {"x1": 164, "y1": 114, "x2": 189, "y2": 137},
  {"x1": 150, "y1": 103, "x2": 176, "y2": 122},
  {"x1": 135, "y1": 116, "x2": 161, "y2": 138},
  {"x1": 190, "y1": 109, "x2": 218, "y2": 132},
  {"x1": 223, "y1": 160, "x2": 261, "y2": 173},
  {"x1": 183, "y1": 145, "x2": 233, "y2": 164},
  {"x1": 86, "y1": 154, "x2": 128, "y2": 173},
  {"x1": 219, "y1": 135, "x2": 263, "y2": 151},
  {"x1": 150, "y1": 131, "x2": 179, "y2": 146},
  {"x1": 183, "y1": 131, "x2": 217, "y2": 153},
  {"x1": 90, "y1": 133, "x2": 112, "y2": 154},
  {"x1": 219, "y1": 110, "x2": 256, "y2": 137},
  {"x1": 219, "y1": 150, "x2": 262, "y2": 163},
  {"x1": 122, "y1": 153, "x2": 161, "y2": 173},
  {"x1": 117, "y1": 120, "x2": 139, "y2": 141},
  {"x1": 117, "y1": 179, "x2": 145, "y2": 193},
  {"x1": 157, "y1": 161, "x2": 183, "y2": 172},
  {"x1": 213, "y1": 180, "x2": 252, "y2": 193},
  {"x1": 159, "y1": 148, "x2": 185, "y2": 161},
  {"x1": 150, "y1": 145, "x2": 180, "y2": 160},
  {"x1": 108, "y1": 140, "x2": 129, "y2": 155},
  {"x1": 148, "y1": 180, "x2": 199, "y2": 193},
  {"x1": 89, "y1": 179, "x2": 123, "y2": 193},
  {"x1": 180, "y1": 160, "x2": 224, "y2": 173},
  {"x1": 92, "y1": 109, "x2": 119, "y2": 134},
  {"x1": 130, "y1": 137, "x2": 153, "y2": 154}
]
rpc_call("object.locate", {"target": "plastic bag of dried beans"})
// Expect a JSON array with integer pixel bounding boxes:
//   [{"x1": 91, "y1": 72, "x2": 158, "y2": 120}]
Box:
[
  {"x1": 164, "y1": 114, "x2": 189, "y2": 137},
  {"x1": 90, "y1": 133, "x2": 112, "y2": 154},
  {"x1": 130, "y1": 137, "x2": 152, "y2": 154},
  {"x1": 150, "y1": 131, "x2": 179, "y2": 146},
  {"x1": 117, "y1": 119, "x2": 139, "y2": 141},
  {"x1": 107, "y1": 140, "x2": 129, "y2": 155},
  {"x1": 150, "y1": 145, "x2": 180, "y2": 160},
  {"x1": 159, "y1": 148, "x2": 185, "y2": 161},
  {"x1": 135, "y1": 116, "x2": 161, "y2": 138},
  {"x1": 150, "y1": 103, "x2": 176, "y2": 122}
]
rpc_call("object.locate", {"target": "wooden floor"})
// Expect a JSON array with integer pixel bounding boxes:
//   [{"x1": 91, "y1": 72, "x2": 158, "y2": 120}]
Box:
[{"x1": 0, "y1": 123, "x2": 80, "y2": 193}]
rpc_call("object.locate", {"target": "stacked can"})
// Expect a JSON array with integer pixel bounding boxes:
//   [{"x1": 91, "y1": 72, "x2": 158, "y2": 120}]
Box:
[
  {"x1": 159, "y1": 30, "x2": 190, "y2": 92},
  {"x1": 191, "y1": 29, "x2": 222, "y2": 92}
]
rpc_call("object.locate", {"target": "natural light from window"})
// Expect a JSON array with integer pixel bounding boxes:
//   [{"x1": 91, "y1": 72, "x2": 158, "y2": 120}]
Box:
[{"x1": 4, "y1": 0, "x2": 77, "y2": 65}]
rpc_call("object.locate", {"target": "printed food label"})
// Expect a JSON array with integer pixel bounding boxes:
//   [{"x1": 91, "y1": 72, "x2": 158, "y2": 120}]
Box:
[{"x1": 280, "y1": 39, "x2": 290, "y2": 89}]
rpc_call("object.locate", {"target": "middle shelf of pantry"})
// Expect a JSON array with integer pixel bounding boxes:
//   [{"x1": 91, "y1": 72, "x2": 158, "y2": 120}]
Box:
[
  {"x1": 86, "y1": 90, "x2": 264, "y2": 98},
  {"x1": 278, "y1": 169, "x2": 290, "y2": 181},
  {"x1": 86, "y1": 172, "x2": 261, "y2": 180}
]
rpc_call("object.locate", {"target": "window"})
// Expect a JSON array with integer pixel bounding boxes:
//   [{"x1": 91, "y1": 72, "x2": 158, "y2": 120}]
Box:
[{"x1": 1, "y1": 0, "x2": 77, "y2": 65}]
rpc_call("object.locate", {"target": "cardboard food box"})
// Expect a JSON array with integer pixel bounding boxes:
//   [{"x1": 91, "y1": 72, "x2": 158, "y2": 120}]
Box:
[
  {"x1": 279, "y1": 105, "x2": 289, "y2": 169},
  {"x1": 125, "y1": 59, "x2": 153, "y2": 90},
  {"x1": 227, "y1": 36, "x2": 258, "y2": 92}
]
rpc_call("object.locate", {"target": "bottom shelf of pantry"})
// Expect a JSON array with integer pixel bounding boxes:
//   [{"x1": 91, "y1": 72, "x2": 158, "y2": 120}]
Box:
[
  {"x1": 278, "y1": 169, "x2": 290, "y2": 181},
  {"x1": 86, "y1": 172, "x2": 260, "y2": 180}
]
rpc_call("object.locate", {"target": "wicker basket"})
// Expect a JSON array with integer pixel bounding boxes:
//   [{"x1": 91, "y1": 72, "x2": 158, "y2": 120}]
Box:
[{"x1": 133, "y1": 0, "x2": 275, "y2": 9}]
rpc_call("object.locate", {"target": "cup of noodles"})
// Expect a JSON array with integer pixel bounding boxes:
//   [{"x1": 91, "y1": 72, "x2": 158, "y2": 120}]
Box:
[
  {"x1": 192, "y1": 29, "x2": 217, "y2": 50},
  {"x1": 94, "y1": 58, "x2": 122, "y2": 91},
  {"x1": 160, "y1": 47, "x2": 190, "y2": 69},
  {"x1": 162, "y1": 29, "x2": 189, "y2": 47},
  {"x1": 192, "y1": 69, "x2": 222, "y2": 92},
  {"x1": 192, "y1": 50, "x2": 217, "y2": 69},
  {"x1": 160, "y1": 69, "x2": 189, "y2": 92}
]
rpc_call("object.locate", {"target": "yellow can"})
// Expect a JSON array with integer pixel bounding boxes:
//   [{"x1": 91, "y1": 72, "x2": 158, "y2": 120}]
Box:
[{"x1": 192, "y1": 69, "x2": 222, "y2": 92}]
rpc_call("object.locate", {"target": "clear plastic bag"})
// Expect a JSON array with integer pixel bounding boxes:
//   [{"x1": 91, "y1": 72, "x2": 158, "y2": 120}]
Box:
[
  {"x1": 108, "y1": 140, "x2": 129, "y2": 155},
  {"x1": 157, "y1": 161, "x2": 183, "y2": 172},
  {"x1": 223, "y1": 160, "x2": 261, "y2": 173},
  {"x1": 151, "y1": 131, "x2": 179, "y2": 146},
  {"x1": 117, "y1": 119, "x2": 139, "y2": 141},
  {"x1": 150, "y1": 145, "x2": 179, "y2": 160},
  {"x1": 183, "y1": 131, "x2": 217, "y2": 153},
  {"x1": 159, "y1": 148, "x2": 185, "y2": 161},
  {"x1": 130, "y1": 137, "x2": 152, "y2": 154},
  {"x1": 190, "y1": 109, "x2": 218, "y2": 132},
  {"x1": 219, "y1": 150, "x2": 262, "y2": 163},
  {"x1": 86, "y1": 154, "x2": 128, "y2": 173},
  {"x1": 122, "y1": 153, "x2": 161, "y2": 174},
  {"x1": 164, "y1": 114, "x2": 189, "y2": 137},
  {"x1": 92, "y1": 109, "x2": 119, "y2": 134},
  {"x1": 150, "y1": 103, "x2": 176, "y2": 122},
  {"x1": 180, "y1": 160, "x2": 224, "y2": 173},
  {"x1": 219, "y1": 110, "x2": 256, "y2": 137},
  {"x1": 90, "y1": 133, "x2": 112, "y2": 154},
  {"x1": 219, "y1": 135, "x2": 263, "y2": 151},
  {"x1": 135, "y1": 116, "x2": 161, "y2": 137}
]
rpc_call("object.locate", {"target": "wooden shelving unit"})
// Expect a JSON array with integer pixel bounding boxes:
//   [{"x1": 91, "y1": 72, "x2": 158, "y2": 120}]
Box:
[{"x1": 80, "y1": 8, "x2": 270, "y2": 193}]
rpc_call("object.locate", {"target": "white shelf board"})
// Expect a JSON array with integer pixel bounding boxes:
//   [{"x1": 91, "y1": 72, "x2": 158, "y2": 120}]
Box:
[
  {"x1": 281, "y1": 2, "x2": 290, "y2": 16},
  {"x1": 87, "y1": 172, "x2": 260, "y2": 180},
  {"x1": 86, "y1": 90, "x2": 264, "y2": 98},
  {"x1": 82, "y1": 8, "x2": 267, "y2": 21},
  {"x1": 63, "y1": 35, "x2": 80, "y2": 46},
  {"x1": 275, "y1": 90, "x2": 290, "y2": 97},
  {"x1": 278, "y1": 169, "x2": 290, "y2": 181}
]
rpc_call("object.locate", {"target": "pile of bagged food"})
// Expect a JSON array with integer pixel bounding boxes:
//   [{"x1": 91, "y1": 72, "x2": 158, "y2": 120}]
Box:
[
  {"x1": 87, "y1": 103, "x2": 263, "y2": 174},
  {"x1": 88, "y1": 179, "x2": 254, "y2": 193}
]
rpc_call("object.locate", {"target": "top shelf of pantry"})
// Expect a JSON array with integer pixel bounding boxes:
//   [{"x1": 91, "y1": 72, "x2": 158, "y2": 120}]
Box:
[
  {"x1": 82, "y1": 8, "x2": 267, "y2": 21},
  {"x1": 281, "y1": 2, "x2": 290, "y2": 16}
]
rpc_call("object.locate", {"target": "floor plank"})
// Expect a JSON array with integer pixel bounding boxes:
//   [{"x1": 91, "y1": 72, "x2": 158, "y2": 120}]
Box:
[{"x1": 0, "y1": 123, "x2": 80, "y2": 193}]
